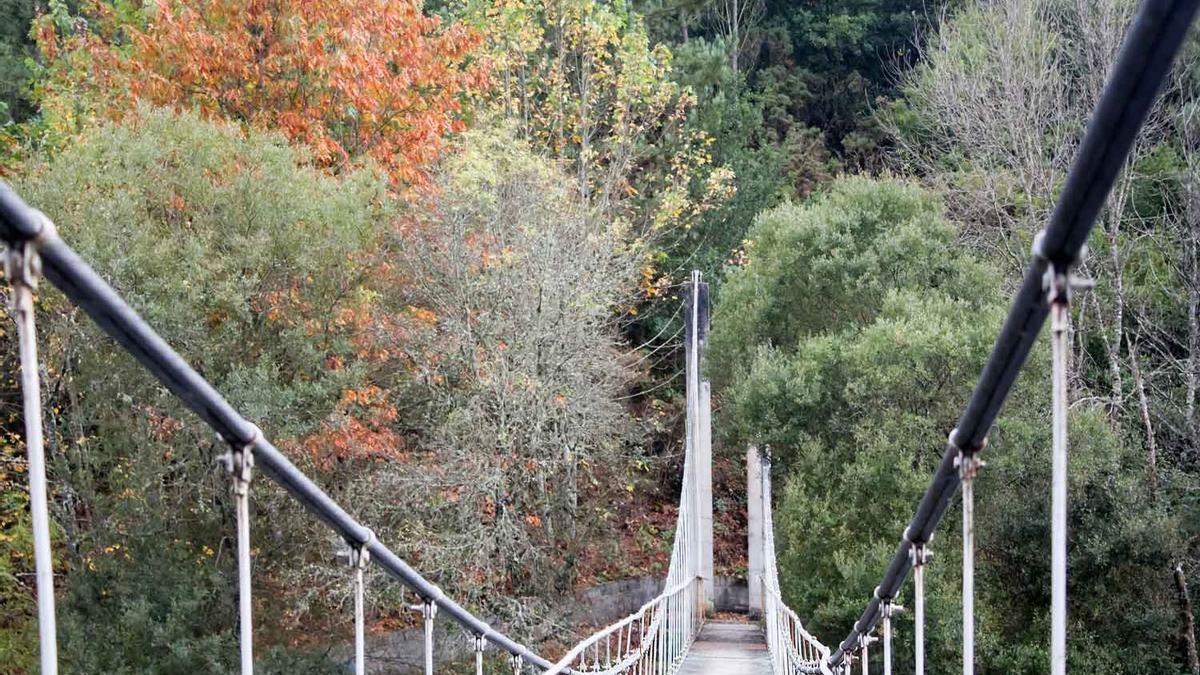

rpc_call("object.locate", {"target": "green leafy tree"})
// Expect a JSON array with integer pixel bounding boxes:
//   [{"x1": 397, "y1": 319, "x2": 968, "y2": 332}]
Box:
[
  {"x1": 893, "y1": 5, "x2": 1200, "y2": 660},
  {"x1": 0, "y1": 0, "x2": 36, "y2": 126},
  {"x1": 342, "y1": 125, "x2": 644, "y2": 626},
  {"x1": 11, "y1": 106, "x2": 402, "y2": 670},
  {"x1": 713, "y1": 177, "x2": 1188, "y2": 673}
]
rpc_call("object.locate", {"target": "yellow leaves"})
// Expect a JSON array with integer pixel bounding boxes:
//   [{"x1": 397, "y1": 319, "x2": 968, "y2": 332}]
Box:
[{"x1": 525, "y1": 513, "x2": 542, "y2": 528}]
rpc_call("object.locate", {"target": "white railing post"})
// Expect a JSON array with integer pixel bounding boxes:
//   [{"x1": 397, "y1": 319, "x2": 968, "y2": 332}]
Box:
[
  {"x1": 6, "y1": 234, "x2": 59, "y2": 675},
  {"x1": 956, "y1": 434, "x2": 984, "y2": 675},
  {"x1": 686, "y1": 271, "x2": 713, "y2": 610},
  {"x1": 423, "y1": 601, "x2": 437, "y2": 675},
  {"x1": 220, "y1": 428, "x2": 259, "y2": 675},
  {"x1": 882, "y1": 602, "x2": 901, "y2": 675},
  {"x1": 1048, "y1": 263, "x2": 1072, "y2": 675},
  {"x1": 697, "y1": 380, "x2": 714, "y2": 608},
  {"x1": 747, "y1": 446, "x2": 764, "y2": 617},
  {"x1": 911, "y1": 543, "x2": 930, "y2": 675},
  {"x1": 340, "y1": 532, "x2": 374, "y2": 675}
]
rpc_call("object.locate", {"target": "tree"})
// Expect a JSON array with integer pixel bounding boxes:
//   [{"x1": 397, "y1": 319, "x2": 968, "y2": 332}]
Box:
[
  {"x1": 708, "y1": 177, "x2": 993, "y2": 390},
  {"x1": 12, "y1": 106, "x2": 406, "y2": 668},
  {"x1": 313, "y1": 125, "x2": 645, "y2": 632},
  {"x1": 0, "y1": 0, "x2": 36, "y2": 126},
  {"x1": 458, "y1": 0, "x2": 733, "y2": 242},
  {"x1": 713, "y1": 177, "x2": 1189, "y2": 673},
  {"x1": 35, "y1": 0, "x2": 482, "y2": 185},
  {"x1": 709, "y1": 0, "x2": 764, "y2": 72},
  {"x1": 893, "y1": 4, "x2": 1200, "y2": 658},
  {"x1": 741, "y1": 0, "x2": 949, "y2": 165}
]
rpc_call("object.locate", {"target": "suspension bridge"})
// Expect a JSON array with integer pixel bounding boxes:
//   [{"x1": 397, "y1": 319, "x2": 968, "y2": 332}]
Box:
[{"x1": 3, "y1": 0, "x2": 1198, "y2": 673}]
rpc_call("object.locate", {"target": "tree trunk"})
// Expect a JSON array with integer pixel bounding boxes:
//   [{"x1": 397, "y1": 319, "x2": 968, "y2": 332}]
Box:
[
  {"x1": 1129, "y1": 341, "x2": 1158, "y2": 491},
  {"x1": 1187, "y1": 195, "x2": 1200, "y2": 441},
  {"x1": 1176, "y1": 563, "x2": 1200, "y2": 675},
  {"x1": 1106, "y1": 203, "x2": 1128, "y2": 417}
]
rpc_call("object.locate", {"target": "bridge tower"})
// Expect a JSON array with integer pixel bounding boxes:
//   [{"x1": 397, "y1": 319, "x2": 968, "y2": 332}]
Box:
[{"x1": 685, "y1": 271, "x2": 715, "y2": 612}]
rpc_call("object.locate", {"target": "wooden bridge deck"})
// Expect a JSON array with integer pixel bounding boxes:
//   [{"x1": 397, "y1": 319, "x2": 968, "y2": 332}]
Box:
[{"x1": 679, "y1": 622, "x2": 772, "y2": 675}]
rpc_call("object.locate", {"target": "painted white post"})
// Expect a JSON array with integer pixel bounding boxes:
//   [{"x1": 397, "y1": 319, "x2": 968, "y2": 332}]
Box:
[
  {"x1": 685, "y1": 271, "x2": 714, "y2": 612},
  {"x1": 1049, "y1": 271, "x2": 1071, "y2": 675},
  {"x1": 698, "y1": 380, "x2": 714, "y2": 608},
  {"x1": 747, "y1": 446, "x2": 764, "y2": 616}
]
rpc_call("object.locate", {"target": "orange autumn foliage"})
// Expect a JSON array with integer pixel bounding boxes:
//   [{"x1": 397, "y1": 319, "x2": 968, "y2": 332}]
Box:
[
  {"x1": 40, "y1": 0, "x2": 484, "y2": 185},
  {"x1": 303, "y1": 385, "x2": 405, "y2": 469},
  {"x1": 249, "y1": 268, "x2": 436, "y2": 470}
]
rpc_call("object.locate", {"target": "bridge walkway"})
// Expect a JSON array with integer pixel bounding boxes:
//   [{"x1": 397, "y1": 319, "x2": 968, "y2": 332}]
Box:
[{"x1": 679, "y1": 622, "x2": 772, "y2": 675}]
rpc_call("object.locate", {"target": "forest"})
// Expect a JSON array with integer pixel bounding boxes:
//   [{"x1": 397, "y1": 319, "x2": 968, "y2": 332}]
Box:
[{"x1": 0, "y1": 0, "x2": 1198, "y2": 673}]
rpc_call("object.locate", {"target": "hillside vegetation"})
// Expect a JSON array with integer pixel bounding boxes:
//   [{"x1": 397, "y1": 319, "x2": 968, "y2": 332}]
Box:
[{"x1": 0, "y1": 0, "x2": 1197, "y2": 672}]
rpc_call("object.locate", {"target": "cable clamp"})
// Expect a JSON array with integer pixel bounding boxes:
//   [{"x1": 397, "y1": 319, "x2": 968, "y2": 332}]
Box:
[
  {"x1": 3, "y1": 239, "x2": 39, "y2": 303},
  {"x1": 339, "y1": 529, "x2": 375, "y2": 570},
  {"x1": 1042, "y1": 260, "x2": 1094, "y2": 306},
  {"x1": 949, "y1": 429, "x2": 987, "y2": 479},
  {"x1": 218, "y1": 425, "x2": 260, "y2": 496},
  {"x1": 910, "y1": 542, "x2": 932, "y2": 567},
  {"x1": 4, "y1": 212, "x2": 58, "y2": 304},
  {"x1": 948, "y1": 428, "x2": 987, "y2": 455},
  {"x1": 410, "y1": 600, "x2": 437, "y2": 621},
  {"x1": 1031, "y1": 230, "x2": 1088, "y2": 265},
  {"x1": 954, "y1": 452, "x2": 986, "y2": 481},
  {"x1": 29, "y1": 211, "x2": 58, "y2": 249}
]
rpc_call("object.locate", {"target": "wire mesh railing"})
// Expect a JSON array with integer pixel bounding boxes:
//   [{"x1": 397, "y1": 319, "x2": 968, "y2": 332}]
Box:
[
  {"x1": 758, "y1": 453, "x2": 832, "y2": 675},
  {"x1": 0, "y1": 184, "x2": 566, "y2": 675}
]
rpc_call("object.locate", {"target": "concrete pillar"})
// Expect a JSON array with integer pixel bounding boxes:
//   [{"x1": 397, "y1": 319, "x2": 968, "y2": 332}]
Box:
[
  {"x1": 747, "y1": 445, "x2": 764, "y2": 617},
  {"x1": 684, "y1": 271, "x2": 714, "y2": 611},
  {"x1": 698, "y1": 381, "x2": 714, "y2": 608}
]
